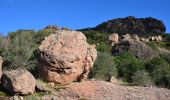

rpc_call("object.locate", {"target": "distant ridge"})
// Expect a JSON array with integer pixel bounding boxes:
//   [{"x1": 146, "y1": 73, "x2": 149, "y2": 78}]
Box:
[{"x1": 81, "y1": 16, "x2": 166, "y2": 37}]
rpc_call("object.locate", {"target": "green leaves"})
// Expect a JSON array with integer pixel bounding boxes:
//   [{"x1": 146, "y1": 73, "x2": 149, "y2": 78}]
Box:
[
  {"x1": 1, "y1": 29, "x2": 54, "y2": 70},
  {"x1": 89, "y1": 52, "x2": 117, "y2": 81},
  {"x1": 114, "y1": 52, "x2": 145, "y2": 82}
]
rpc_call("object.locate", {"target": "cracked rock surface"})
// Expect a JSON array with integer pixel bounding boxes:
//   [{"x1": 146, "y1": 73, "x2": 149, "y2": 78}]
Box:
[{"x1": 38, "y1": 30, "x2": 97, "y2": 85}]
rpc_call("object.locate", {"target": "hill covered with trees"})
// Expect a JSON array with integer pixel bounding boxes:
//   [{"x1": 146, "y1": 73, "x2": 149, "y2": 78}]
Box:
[{"x1": 82, "y1": 16, "x2": 166, "y2": 37}]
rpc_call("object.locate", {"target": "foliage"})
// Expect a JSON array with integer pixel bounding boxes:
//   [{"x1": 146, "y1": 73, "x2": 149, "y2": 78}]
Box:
[
  {"x1": 1, "y1": 29, "x2": 54, "y2": 71},
  {"x1": 145, "y1": 41, "x2": 159, "y2": 51},
  {"x1": 162, "y1": 33, "x2": 170, "y2": 42},
  {"x1": 94, "y1": 16, "x2": 166, "y2": 36},
  {"x1": 2, "y1": 30, "x2": 37, "y2": 70},
  {"x1": 114, "y1": 52, "x2": 145, "y2": 82},
  {"x1": 131, "y1": 70, "x2": 152, "y2": 86},
  {"x1": 0, "y1": 36, "x2": 8, "y2": 55},
  {"x1": 82, "y1": 30, "x2": 112, "y2": 52},
  {"x1": 160, "y1": 53, "x2": 170, "y2": 64},
  {"x1": 0, "y1": 91, "x2": 7, "y2": 96},
  {"x1": 89, "y1": 52, "x2": 117, "y2": 81},
  {"x1": 145, "y1": 57, "x2": 170, "y2": 88},
  {"x1": 157, "y1": 41, "x2": 170, "y2": 50},
  {"x1": 34, "y1": 29, "x2": 55, "y2": 44}
]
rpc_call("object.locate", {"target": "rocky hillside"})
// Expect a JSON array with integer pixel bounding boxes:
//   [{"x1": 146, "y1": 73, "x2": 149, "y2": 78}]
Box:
[
  {"x1": 87, "y1": 16, "x2": 166, "y2": 36},
  {"x1": 0, "y1": 17, "x2": 170, "y2": 100}
]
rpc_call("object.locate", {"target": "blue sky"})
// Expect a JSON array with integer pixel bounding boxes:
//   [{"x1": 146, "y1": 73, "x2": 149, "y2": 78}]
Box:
[{"x1": 0, "y1": 0, "x2": 169, "y2": 35}]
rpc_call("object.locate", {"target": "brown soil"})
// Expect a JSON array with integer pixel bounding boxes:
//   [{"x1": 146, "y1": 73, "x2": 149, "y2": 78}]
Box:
[{"x1": 56, "y1": 80, "x2": 170, "y2": 100}]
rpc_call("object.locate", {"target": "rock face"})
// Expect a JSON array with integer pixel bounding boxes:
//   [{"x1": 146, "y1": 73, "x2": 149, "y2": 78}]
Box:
[
  {"x1": 150, "y1": 37, "x2": 156, "y2": 41},
  {"x1": 140, "y1": 37, "x2": 149, "y2": 42},
  {"x1": 149, "y1": 36, "x2": 163, "y2": 41},
  {"x1": 131, "y1": 34, "x2": 139, "y2": 41},
  {"x1": 0, "y1": 56, "x2": 3, "y2": 80},
  {"x1": 109, "y1": 33, "x2": 119, "y2": 43},
  {"x1": 2, "y1": 69, "x2": 36, "y2": 95},
  {"x1": 94, "y1": 16, "x2": 166, "y2": 36},
  {"x1": 38, "y1": 30, "x2": 97, "y2": 85},
  {"x1": 158, "y1": 36, "x2": 162, "y2": 41},
  {"x1": 122, "y1": 34, "x2": 131, "y2": 40},
  {"x1": 112, "y1": 40, "x2": 156, "y2": 59}
]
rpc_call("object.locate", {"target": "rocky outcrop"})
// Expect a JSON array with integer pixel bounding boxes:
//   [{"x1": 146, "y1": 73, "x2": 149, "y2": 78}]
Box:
[
  {"x1": 112, "y1": 40, "x2": 156, "y2": 59},
  {"x1": 158, "y1": 36, "x2": 163, "y2": 41},
  {"x1": 122, "y1": 34, "x2": 131, "y2": 41},
  {"x1": 140, "y1": 37, "x2": 149, "y2": 42},
  {"x1": 131, "y1": 34, "x2": 139, "y2": 41},
  {"x1": 121, "y1": 34, "x2": 139, "y2": 41},
  {"x1": 149, "y1": 36, "x2": 162, "y2": 41},
  {"x1": 38, "y1": 30, "x2": 97, "y2": 85},
  {"x1": 0, "y1": 56, "x2": 3, "y2": 81},
  {"x1": 94, "y1": 16, "x2": 166, "y2": 36},
  {"x1": 2, "y1": 69, "x2": 36, "y2": 95},
  {"x1": 109, "y1": 33, "x2": 119, "y2": 43}
]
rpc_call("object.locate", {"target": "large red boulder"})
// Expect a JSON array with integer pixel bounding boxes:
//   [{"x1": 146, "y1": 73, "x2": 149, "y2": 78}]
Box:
[{"x1": 38, "y1": 30, "x2": 97, "y2": 85}]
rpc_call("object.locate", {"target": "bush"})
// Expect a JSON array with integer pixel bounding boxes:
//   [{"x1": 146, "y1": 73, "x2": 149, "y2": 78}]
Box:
[
  {"x1": 146, "y1": 57, "x2": 170, "y2": 88},
  {"x1": 97, "y1": 42, "x2": 112, "y2": 52},
  {"x1": 2, "y1": 30, "x2": 37, "y2": 70},
  {"x1": 1, "y1": 29, "x2": 54, "y2": 71},
  {"x1": 82, "y1": 30, "x2": 111, "y2": 52},
  {"x1": 89, "y1": 52, "x2": 117, "y2": 81},
  {"x1": 0, "y1": 36, "x2": 8, "y2": 55},
  {"x1": 145, "y1": 41, "x2": 158, "y2": 51},
  {"x1": 114, "y1": 52, "x2": 145, "y2": 82},
  {"x1": 163, "y1": 33, "x2": 170, "y2": 42},
  {"x1": 131, "y1": 70, "x2": 152, "y2": 86},
  {"x1": 34, "y1": 29, "x2": 55, "y2": 44}
]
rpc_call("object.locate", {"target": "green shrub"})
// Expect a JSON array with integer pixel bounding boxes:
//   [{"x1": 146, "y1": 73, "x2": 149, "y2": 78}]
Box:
[
  {"x1": 1, "y1": 29, "x2": 54, "y2": 71},
  {"x1": 82, "y1": 30, "x2": 111, "y2": 52},
  {"x1": 145, "y1": 41, "x2": 158, "y2": 51},
  {"x1": 0, "y1": 36, "x2": 8, "y2": 55},
  {"x1": 89, "y1": 52, "x2": 117, "y2": 81},
  {"x1": 2, "y1": 30, "x2": 37, "y2": 70},
  {"x1": 160, "y1": 53, "x2": 170, "y2": 64},
  {"x1": 97, "y1": 42, "x2": 112, "y2": 52},
  {"x1": 131, "y1": 70, "x2": 152, "y2": 86},
  {"x1": 34, "y1": 29, "x2": 55, "y2": 44},
  {"x1": 114, "y1": 52, "x2": 145, "y2": 82},
  {"x1": 0, "y1": 91, "x2": 7, "y2": 96},
  {"x1": 162, "y1": 33, "x2": 170, "y2": 42},
  {"x1": 146, "y1": 57, "x2": 170, "y2": 88},
  {"x1": 157, "y1": 41, "x2": 170, "y2": 50}
]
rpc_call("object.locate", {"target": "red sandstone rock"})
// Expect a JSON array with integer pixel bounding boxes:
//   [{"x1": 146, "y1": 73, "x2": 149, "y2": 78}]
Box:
[
  {"x1": 2, "y1": 69, "x2": 36, "y2": 95},
  {"x1": 38, "y1": 30, "x2": 97, "y2": 85}
]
